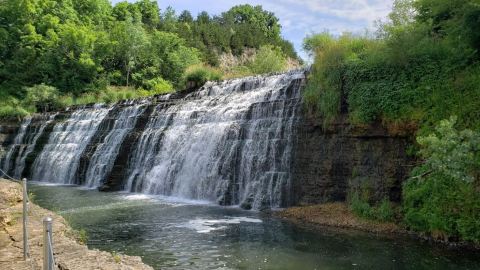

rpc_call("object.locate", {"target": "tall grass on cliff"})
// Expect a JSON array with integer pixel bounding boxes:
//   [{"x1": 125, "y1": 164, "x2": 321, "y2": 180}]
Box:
[
  {"x1": 303, "y1": 0, "x2": 480, "y2": 134},
  {"x1": 303, "y1": 33, "x2": 376, "y2": 127}
]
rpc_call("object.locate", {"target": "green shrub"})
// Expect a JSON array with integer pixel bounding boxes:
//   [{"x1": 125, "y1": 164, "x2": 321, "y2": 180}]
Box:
[
  {"x1": 303, "y1": 1, "x2": 480, "y2": 134},
  {"x1": 0, "y1": 105, "x2": 29, "y2": 119},
  {"x1": 303, "y1": 33, "x2": 375, "y2": 127},
  {"x1": 403, "y1": 117, "x2": 480, "y2": 242},
  {"x1": 77, "y1": 229, "x2": 88, "y2": 245},
  {"x1": 349, "y1": 192, "x2": 375, "y2": 220},
  {"x1": 247, "y1": 45, "x2": 287, "y2": 74},
  {"x1": 144, "y1": 77, "x2": 174, "y2": 95},
  {"x1": 183, "y1": 65, "x2": 223, "y2": 87},
  {"x1": 377, "y1": 198, "x2": 395, "y2": 222},
  {"x1": 348, "y1": 177, "x2": 396, "y2": 223},
  {"x1": 24, "y1": 84, "x2": 60, "y2": 112},
  {"x1": 75, "y1": 92, "x2": 100, "y2": 105}
]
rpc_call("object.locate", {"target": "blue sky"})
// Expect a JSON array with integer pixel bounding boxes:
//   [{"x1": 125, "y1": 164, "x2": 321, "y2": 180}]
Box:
[{"x1": 111, "y1": 0, "x2": 394, "y2": 60}]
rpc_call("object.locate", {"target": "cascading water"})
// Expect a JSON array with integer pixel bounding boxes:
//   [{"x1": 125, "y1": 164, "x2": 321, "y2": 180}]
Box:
[
  {"x1": 4, "y1": 70, "x2": 305, "y2": 209},
  {"x1": 31, "y1": 106, "x2": 110, "y2": 183},
  {"x1": 125, "y1": 71, "x2": 304, "y2": 209},
  {"x1": 13, "y1": 114, "x2": 57, "y2": 178},
  {"x1": 1, "y1": 117, "x2": 32, "y2": 177},
  {"x1": 84, "y1": 104, "x2": 146, "y2": 187}
]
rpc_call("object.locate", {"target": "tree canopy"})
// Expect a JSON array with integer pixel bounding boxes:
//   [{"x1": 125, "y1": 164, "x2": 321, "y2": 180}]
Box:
[{"x1": 0, "y1": 0, "x2": 300, "y2": 117}]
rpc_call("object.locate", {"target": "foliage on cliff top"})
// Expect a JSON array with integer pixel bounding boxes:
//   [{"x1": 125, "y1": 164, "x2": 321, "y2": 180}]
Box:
[
  {"x1": 304, "y1": 0, "x2": 480, "y2": 134},
  {"x1": 0, "y1": 0, "x2": 299, "y2": 118}
]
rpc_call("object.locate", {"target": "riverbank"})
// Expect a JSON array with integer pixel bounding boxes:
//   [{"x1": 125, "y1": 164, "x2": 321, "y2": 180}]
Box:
[
  {"x1": 0, "y1": 179, "x2": 153, "y2": 270},
  {"x1": 276, "y1": 203, "x2": 404, "y2": 235},
  {"x1": 276, "y1": 203, "x2": 480, "y2": 251}
]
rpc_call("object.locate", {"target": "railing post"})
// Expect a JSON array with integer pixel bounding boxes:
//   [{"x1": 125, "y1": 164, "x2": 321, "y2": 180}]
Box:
[
  {"x1": 22, "y1": 178, "x2": 28, "y2": 260},
  {"x1": 43, "y1": 217, "x2": 54, "y2": 270}
]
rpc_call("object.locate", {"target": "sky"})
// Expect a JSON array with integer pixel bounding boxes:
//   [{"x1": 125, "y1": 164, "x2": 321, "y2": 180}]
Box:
[{"x1": 110, "y1": 0, "x2": 395, "y2": 60}]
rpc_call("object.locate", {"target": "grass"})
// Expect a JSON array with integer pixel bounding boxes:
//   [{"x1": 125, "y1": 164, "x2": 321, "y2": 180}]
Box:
[
  {"x1": 183, "y1": 64, "x2": 223, "y2": 87},
  {"x1": 111, "y1": 251, "x2": 122, "y2": 264},
  {"x1": 77, "y1": 229, "x2": 88, "y2": 245},
  {"x1": 59, "y1": 86, "x2": 166, "y2": 107},
  {"x1": 349, "y1": 192, "x2": 396, "y2": 222}
]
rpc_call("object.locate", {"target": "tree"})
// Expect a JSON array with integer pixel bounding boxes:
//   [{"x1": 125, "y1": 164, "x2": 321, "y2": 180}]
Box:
[
  {"x1": 112, "y1": 1, "x2": 142, "y2": 23},
  {"x1": 178, "y1": 10, "x2": 193, "y2": 23},
  {"x1": 24, "y1": 84, "x2": 59, "y2": 112},
  {"x1": 248, "y1": 45, "x2": 286, "y2": 74},
  {"x1": 403, "y1": 117, "x2": 480, "y2": 242},
  {"x1": 73, "y1": 0, "x2": 112, "y2": 25},
  {"x1": 135, "y1": 0, "x2": 160, "y2": 28},
  {"x1": 196, "y1": 11, "x2": 210, "y2": 24},
  {"x1": 223, "y1": 5, "x2": 281, "y2": 39},
  {"x1": 159, "y1": 6, "x2": 177, "y2": 32},
  {"x1": 110, "y1": 20, "x2": 149, "y2": 87}
]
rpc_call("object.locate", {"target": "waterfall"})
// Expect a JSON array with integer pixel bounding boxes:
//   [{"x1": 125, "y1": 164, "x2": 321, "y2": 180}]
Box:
[
  {"x1": 84, "y1": 104, "x2": 146, "y2": 187},
  {"x1": 31, "y1": 106, "x2": 110, "y2": 183},
  {"x1": 125, "y1": 71, "x2": 303, "y2": 209},
  {"x1": 5, "y1": 70, "x2": 305, "y2": 209},
  {"x1": 1, "y1": 117, "x2": 32, "y2": 177},
  {"x1": 13, "y1": 114, "x2": 57, "y2": 178}
]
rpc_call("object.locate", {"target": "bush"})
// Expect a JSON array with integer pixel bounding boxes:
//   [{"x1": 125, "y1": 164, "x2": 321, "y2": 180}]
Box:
[
  {"x1": 303, "y1": 33, "x2": 375, "y2": 126},
  {"x1": 183, "y1": 65, "x2": 223, "y2": 87},
  {"x1": 0, "y1": 104, "x2": 30, "y2": 119},
  {"x1": 349, "y1": 192, "x2": 375, "y2": 219},
  {"x1": 349, "y1": 192, "x2": 396, "y2": 222},
  {"x1": 247, "y1": 45, "x2": 287, "y2": 74},
  {"x1": 403, "y1": 117, "x2": 480, "y2": 242},
  {"x1": 377, "y1": 198, "x2": 395, "y2": 222},
  {"x1": 143, "y1": 77, "x2": 174, "y2": 95},
  {"x1": 24, "y1": 84, "x2": 60, "y2": 112}
]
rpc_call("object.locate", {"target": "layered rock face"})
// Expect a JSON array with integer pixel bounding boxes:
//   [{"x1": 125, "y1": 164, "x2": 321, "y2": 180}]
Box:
[{"x1": 292, "y1": 114, "x2": 414, "y2": 205}]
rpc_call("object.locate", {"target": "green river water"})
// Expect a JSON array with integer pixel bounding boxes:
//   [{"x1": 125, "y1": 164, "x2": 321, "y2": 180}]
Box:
[{"x1": 30, "y1": 183, "x2": 480, "y2": 270}]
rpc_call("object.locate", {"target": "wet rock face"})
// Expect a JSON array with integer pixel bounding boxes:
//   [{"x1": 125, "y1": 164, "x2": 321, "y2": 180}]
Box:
[{"x1": 291, "y1": 114, "x2": 415, "y2": 205}]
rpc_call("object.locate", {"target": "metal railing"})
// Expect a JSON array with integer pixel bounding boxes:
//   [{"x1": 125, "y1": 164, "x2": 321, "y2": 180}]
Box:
[
  {"x1": 22, "y1": 178, "x2": 29, "y2": 260},
  {"x1": 1, "y1": 171, "x2": 56, "y2": 270},
  {"x1": 43, "y1": 217, "x2": 55, "y2": 270}
]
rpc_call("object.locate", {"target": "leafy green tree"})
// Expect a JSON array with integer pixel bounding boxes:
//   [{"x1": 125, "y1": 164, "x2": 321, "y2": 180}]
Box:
[
  {"x1": 403, "y1": 117, "x2": 480, "y2": 242},
  {"x1": 135, "y1": 0, "x2": 160, "y2": 28},
  {"x1": 24, "y1": 84, "x2": 60, "y2": 112},
  {"x1": 0, "y1": 0, "x2": 300, "y2": 117},
  {"x1": 73, "y1": 0, "x2": 112, "y2": 25},
  {"x1": 178, "y1": 10, "x2": 193, "y2": 23},
  {"x1": 112, "y1": 1, "x2": 142, "y2": 23},
  {"x1": 223, "y1": 5, "x2": 281, "y2": 39},
  {"x1": 110, "y1": 20, "x2": 149, "y2": 87},
  {"x1": 159, "y1": 6, "x2": 177, "y2": 32},
  {"x1": 196, "y1": 11, "x2": 211, "y2": 24}
]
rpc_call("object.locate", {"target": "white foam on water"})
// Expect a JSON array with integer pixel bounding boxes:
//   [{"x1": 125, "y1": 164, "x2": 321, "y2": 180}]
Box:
[
  {"x1": 123, "y1": 194, "x2": 153, "y2": 201},
  {"x1": 179, "y1": 217, "x2": 262, "y2": 233},
  {"x1": 29, "y1": 181, "x2": 78, "y2": 187},
  {"x1": 119, "y1": 192, "x2": 214, "y2": 206}
]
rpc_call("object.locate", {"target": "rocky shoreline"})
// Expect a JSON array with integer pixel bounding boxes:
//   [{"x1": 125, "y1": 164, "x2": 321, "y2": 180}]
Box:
[{"x1": 0, "y1": 179, "x2": 153, "y2": 270}]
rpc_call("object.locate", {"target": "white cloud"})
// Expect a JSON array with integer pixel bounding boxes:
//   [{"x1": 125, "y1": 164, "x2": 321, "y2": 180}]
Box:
[{"x1": 276, "y1": 0, "x2": 392, "y2": 24}]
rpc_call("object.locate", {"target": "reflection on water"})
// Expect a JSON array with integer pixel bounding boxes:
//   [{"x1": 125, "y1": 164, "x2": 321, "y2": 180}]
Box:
[{"x1": 30, "y1": 184, "x2": 480, "y2": 270}]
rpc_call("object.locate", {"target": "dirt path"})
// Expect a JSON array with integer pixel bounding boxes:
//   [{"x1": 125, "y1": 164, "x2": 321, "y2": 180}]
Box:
[{"x1": 0, "y1": 179, "x2": 153, "y2": 270}]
